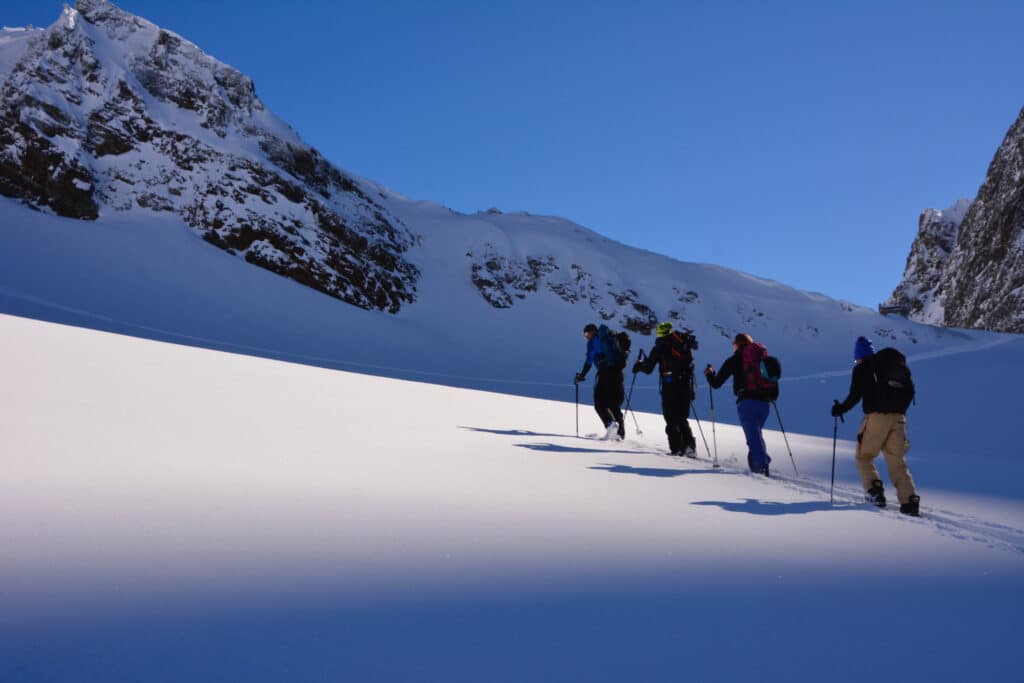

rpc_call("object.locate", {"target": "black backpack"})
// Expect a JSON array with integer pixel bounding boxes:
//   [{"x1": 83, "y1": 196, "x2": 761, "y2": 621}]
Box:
[
  {"x1": 613, "y1": 330, "x2": 631, "y2": 370},
  {"x1": 761, "y1": 356, "x2": 782, "y2": 382},
  {"x1": 871, "y1": 347, "x2": 915, "y2": 413},
  {"x1": 663, "y1": 331, "x2": 697, "y2": 377}
]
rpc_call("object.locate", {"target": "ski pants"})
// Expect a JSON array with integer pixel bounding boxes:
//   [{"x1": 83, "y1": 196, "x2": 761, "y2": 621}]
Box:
[
  {"x1": 856, "y1": 412, "x2": 916, "y2": 504},
  {"x1": 594, "y1": 368, "x2": 625, "y2": 435},
  {"x1": 737, "y1": 399, "x2": 771, "y2": 473},
  {"x1": 661, "y1": 378, "x2": 696, "y2": 453}
]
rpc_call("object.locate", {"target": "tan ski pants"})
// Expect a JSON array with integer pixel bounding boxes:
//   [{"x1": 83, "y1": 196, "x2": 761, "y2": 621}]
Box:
[{"x1": 856, "y1": 412, "x2": 917, "y2": 504}]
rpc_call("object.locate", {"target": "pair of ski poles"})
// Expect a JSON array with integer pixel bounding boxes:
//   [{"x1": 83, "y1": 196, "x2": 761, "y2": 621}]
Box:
[
  {"x1": 577, "y1": 362, "x2": 800, "y2": 478},
  {"x1": 697, "y1": 380, "x2": 799, "y2": 476},
  {"x1": 574, "y1": 352, "x2": 647, "y2": 439},
  {"x1": 575, "y1": 362, "x2": 645, "y2": 438}
]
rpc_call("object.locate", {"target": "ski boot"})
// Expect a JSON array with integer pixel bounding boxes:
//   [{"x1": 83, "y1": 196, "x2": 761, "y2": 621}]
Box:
[
  {"x1": 866, "y1": 479, "x2": 887, "y2": 508},
  {"x1": 900, "y1": 495, "x2": 921, "y2": 517}
]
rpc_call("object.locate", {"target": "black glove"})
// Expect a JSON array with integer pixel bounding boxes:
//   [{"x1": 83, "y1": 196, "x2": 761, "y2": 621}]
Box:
[
  {"x1": 575, "y1": 372, "x2": 586, "y2": 384},
  {"x1": 631, "y1": 362, "x2": 641, "y2": 374},
  {"x1": 830, "y1": 403, "x2": 843, "y2": 418}
]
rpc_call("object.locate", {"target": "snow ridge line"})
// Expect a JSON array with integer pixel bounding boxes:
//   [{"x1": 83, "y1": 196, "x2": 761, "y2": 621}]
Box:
[
  {"x1": 0, "y1": 286, "x2": 1012, "y2": 393},
  {"x1": 0, "y1": 287, "x2": 649, "y2": 391}
]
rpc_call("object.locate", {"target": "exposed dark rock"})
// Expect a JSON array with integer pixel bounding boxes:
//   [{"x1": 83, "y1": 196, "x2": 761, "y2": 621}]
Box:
[
  {"x1": 0, "y1": 1, "x2": 419, "y2": 313},
  {"x1": 889, "y1": 105, "x2": 1024, "y2": 332}
]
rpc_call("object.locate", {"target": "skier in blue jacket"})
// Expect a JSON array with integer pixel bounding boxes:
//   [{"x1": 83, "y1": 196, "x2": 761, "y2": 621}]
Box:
[{"x1": 575, "y1": 323, "x2": 625, "y2": 440}]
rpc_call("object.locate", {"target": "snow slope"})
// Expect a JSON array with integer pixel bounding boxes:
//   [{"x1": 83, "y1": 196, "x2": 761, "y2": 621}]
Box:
[
  {"x1": 2, "y1": 313, "x2": 1022, "y2": 681},
  {"x1": 2, "y1": 195, "x2": 1018, "y2": 501}
]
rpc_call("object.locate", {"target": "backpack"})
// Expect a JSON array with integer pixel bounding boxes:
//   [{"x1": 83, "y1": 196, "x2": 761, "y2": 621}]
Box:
[
  {"x1": 663, "y1": 331, "x2": 697, "y2": 377},
  {"x1": 870, "y1": 347, "x2": 915, "y2": 412},
  {"x1": 597, "y1": 325, "x2": 630, "y2": 370},
  {"x1": 740, "y1": 342, "x2": 780, "y2": 399}
]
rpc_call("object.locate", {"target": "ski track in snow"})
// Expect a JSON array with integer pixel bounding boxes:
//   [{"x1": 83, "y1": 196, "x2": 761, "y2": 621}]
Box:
[
  {"x1": 513, "y1": 430, "x2": 1024, "y2": 558},
  {"x1": 4, "y1": 279, "x2": 1019, "y2": 557}
]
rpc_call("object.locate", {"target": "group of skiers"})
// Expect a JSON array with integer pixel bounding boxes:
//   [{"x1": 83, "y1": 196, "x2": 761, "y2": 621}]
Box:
[{"x1": 574, "y1": 322, "x2": 921, "y2": 517}]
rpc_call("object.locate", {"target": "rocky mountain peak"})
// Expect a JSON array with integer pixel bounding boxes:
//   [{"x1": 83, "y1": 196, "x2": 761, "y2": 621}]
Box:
[
  {"x1": 887, "y1": 106, "x2": 1024, "y2": 332},
  {"x1": 0, "y1": 0, "x2": 418, "y2": 313},
  {"x1": 885, "y1": 198, "x2": 971, "y2": 325}
]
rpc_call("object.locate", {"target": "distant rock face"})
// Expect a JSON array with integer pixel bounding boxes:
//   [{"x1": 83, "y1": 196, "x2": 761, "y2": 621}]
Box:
[
  {"x1": 887, "y1": 106, "x2": 1024, "y2": 332},
  {"x1": 942, "y1": 108, "x2": 1024, "y2": 332},
  {"x1": 886, "y1": 199, "x2": 971, "y2": 326},
  {"x1": 0, "y1": 0, "x2": 418, "y2": 313}
]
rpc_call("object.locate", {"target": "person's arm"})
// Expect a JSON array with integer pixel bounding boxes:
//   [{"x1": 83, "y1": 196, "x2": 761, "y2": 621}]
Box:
[
  {"x1": 704, "y1": 355, "x2": 734, "y2": 389},
  {"x1": 633, "y1": 346, "x2": 658, "y2": 375},
  {"x1": 577, "y1": 338, "x2": 598, "y2": 382},
  {"x1": 833, "y1": 365, "x2": 864, "y2": 415}
]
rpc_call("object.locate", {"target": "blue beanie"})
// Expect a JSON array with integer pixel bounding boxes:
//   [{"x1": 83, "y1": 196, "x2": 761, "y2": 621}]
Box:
[{"x1": 854, "y1": 336, "x2": 875, "y2": 361}]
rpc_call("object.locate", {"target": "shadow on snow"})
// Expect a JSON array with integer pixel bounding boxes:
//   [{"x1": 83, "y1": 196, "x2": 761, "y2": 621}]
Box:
[
  {"x1": 691, "y1": 498, "x2": 847, "y2": 516},
  {"x1": 589, "y1": 464, "x2": 715, "y2": 478}
]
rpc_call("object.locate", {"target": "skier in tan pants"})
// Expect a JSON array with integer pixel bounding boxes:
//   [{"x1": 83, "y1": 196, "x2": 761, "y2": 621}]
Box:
[{"x1": 831, "y1": 336, "x2": 920, "y2": 516}]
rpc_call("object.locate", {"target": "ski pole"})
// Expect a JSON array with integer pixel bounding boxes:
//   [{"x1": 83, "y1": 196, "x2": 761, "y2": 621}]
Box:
[
  {"x1": 624, "y1": 351, "x2": 644, "y2": 436},
  {"x1": 771, "y1": 400, "x2": 798, "y2": 477},
  {"x1": 624, "y1": 353, "x2": 640, "y2": 415},
  {"x1": 830, "y1": 400, "x2": 844, "y2": 504},
  {"x1": 574, "y1": 376, "x2": 579, "y2": 438},
  {"x1": 708, "y1": 382, "x2": 719, "y2": 468},
  {"x1": 690, "y1": 403, "x2": 718, "y2": 467}
]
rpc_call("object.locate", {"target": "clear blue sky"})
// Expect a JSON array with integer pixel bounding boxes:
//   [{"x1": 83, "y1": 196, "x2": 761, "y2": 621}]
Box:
[{"x1": 7, "y1": 1, "x2": 1024, "y2": 307}]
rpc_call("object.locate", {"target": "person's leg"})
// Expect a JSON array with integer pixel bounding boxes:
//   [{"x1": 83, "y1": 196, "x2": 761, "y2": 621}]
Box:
[
  {"x1": 855, "y1": 414, "x2": 888, "y2": 492},
  {"x1": 880, "y1": 415, "x2": 917, "y2": 504},
  {"x1": 611, "y1": 371, "x2": 625, "y2": 438},
  {"x1": 659, "y1": 385, "x2": 684, "y2": 454},
  {"x1": 755, "y1": 400, "x2": 770, "y2": 471},
  {"x1": 737, "y1": 400, "x2": 769, "y2": 472},
  {"x1": 662, "y1": 386, "x2": 681, "y2": 453},
  {"x1": 679, "y1": 388, "x2": 696, "y2": 452},
  {"x1": 593, "y1": 378, "x2": 611, "y2": 427}
]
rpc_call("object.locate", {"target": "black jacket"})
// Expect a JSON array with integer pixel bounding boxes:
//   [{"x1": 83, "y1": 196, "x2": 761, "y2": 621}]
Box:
[
  {"x1": 706, "y1": 350, "x2": 774, "y2": 402},
  {"x1": 635, "y1": 335, "x2": 693, "y2": 384},
  {"x1": 836, "y1": 356, "x2": 909, "y2": 415}
]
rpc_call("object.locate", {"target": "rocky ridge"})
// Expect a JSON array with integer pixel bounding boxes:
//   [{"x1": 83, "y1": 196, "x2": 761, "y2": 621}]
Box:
[
  {"x1": 886, "y1": 105, "x2": 1024, "y2": 333},
  {"x1": 0, "y1": 0, "x2": 417, "y2": 313}
]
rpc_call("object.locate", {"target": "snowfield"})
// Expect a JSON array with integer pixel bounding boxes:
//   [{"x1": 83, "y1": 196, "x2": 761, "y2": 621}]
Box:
[
  {"x1": 2, "y1": 3, "x2": 1022, "y2": 679},
  {"x1": 2, "y1": 312, "x2": 1022, "y2": 681}
]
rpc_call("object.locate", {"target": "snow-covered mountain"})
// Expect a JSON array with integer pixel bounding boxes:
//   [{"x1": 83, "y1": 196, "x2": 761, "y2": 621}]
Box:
[
  {"x1": 0, "y1": 1, "x2": 417, "y2": 313},
  {"x1": 887, "y1": 105, "x2": 1024, "y2": 332},
  {"x1": 0, "y1": 3, "x2": 979, "y2": 373},
  {"x1": 2, "y1": 8, "x2": 1023, "y2": 678}
]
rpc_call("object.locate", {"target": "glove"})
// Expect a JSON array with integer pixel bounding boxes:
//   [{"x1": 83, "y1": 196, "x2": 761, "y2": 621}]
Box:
[
  {"x1": 830, "y1": 403, "x2": 843, "y2": 418},
  {"x1": 631, "y1": 362, "x2": 641, "y2": 374},
  {"x1": 575, "y1": 372, "x2": 586, "y2": 384}
]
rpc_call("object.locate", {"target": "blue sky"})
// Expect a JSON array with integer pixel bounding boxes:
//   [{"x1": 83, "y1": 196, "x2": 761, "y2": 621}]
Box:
[{"x1": 7, "y1": 0, "x2": 1024, "y2": 307}]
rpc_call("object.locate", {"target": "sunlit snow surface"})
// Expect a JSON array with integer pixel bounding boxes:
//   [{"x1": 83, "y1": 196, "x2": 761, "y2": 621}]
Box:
[
  {"x1": 1, "y1": 173, "x2": 1023, "y2": 678},
  {"x1": 2, "y1": 311, "x2": 1022, "y2": 681}
]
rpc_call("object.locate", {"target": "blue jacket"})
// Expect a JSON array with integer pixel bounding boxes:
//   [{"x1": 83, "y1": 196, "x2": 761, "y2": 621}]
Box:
[{"x1": 579, "y1": 335, "x2": 603, "y2": 377}]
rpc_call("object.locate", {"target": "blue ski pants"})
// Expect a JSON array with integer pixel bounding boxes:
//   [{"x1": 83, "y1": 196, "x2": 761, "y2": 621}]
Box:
[{"x1": 737, "y1": 399, "x2": 771, "y2": 473}]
